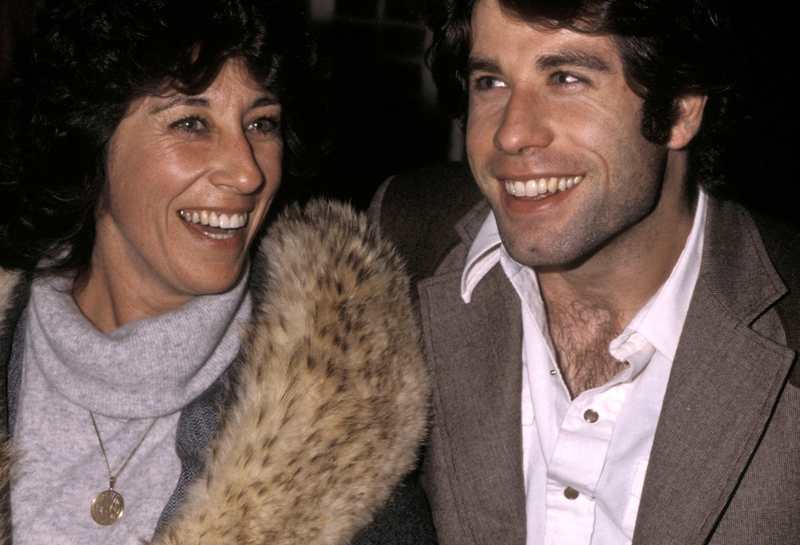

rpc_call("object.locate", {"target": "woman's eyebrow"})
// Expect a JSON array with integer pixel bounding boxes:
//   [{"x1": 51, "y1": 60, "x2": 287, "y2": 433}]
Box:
[
  {"x1": 148, "y1": 95, "x2": 278, "y2": 115},
  {"x1": 149, "y1": 96, "x2": 210, "y2": 115},
  {"x1": 252, "y1": 96, "x2": 279, "y2": 108}
]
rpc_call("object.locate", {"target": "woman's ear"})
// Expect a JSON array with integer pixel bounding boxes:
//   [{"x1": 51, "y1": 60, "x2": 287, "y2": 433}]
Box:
[{"x1": 667, "y1": 94, "x2": 707, "y2": 150}]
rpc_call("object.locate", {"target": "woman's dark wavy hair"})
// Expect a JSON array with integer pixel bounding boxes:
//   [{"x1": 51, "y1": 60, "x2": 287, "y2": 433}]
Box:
[
  {"x1": 0, "y1": 0, "x2": 326, "y2": 274},
  {"x1": 426, "y1": 0, "x2": 738, "y2": 191}
]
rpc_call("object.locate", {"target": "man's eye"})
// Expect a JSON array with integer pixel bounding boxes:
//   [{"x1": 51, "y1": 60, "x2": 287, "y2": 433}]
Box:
[
  {"x1": 170, "y1": 116, "x2": 205, "y2": 133},
  {"x1": 553, "y1": 72, "x2": 581, "y2": 85},
  {"x1": 473, "y1": 76, "x2": 506, "y2": 91}
]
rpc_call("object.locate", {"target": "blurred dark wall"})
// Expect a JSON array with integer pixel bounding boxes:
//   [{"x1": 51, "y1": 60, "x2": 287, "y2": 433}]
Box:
[
  {"x1": 0, "y1": 0, "x2": 38, "y2": 77},
  {"x1": 725, "y1": 4, "x2": 798, "y2": 223},
  {"x1": 307, "y1": 0, "x2": 453, "y2": 211},
  {"x1": 2, "y1": 0, "x2": 797, "y2": 220}
]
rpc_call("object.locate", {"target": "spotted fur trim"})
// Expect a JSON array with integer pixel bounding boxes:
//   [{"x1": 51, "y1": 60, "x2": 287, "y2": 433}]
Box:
[
  {"x1": 150, "y1": 200, "x2": 429, "y2": 544},
  {"x1": 0, "y1": 268, "x2": 22, "y2": 545}
]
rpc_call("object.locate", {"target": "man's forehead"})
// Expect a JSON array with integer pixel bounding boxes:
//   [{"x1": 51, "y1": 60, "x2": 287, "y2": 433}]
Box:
[{"x1": 469, "y1": 0, "x2": 621, "y2": 72}]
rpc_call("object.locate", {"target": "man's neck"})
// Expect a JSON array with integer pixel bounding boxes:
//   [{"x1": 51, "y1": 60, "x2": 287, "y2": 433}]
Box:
[
  {"x1": 543, "y1": 288, "x2": 628, "y2": 398},
  {"x1": 537, "y1": 175, "x2": 697, "y2": 397}
]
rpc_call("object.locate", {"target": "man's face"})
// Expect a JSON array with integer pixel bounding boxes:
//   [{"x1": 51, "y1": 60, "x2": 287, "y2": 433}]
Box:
[{"x1": 466, "y1": 0, "x2": 681, "y2": 270}]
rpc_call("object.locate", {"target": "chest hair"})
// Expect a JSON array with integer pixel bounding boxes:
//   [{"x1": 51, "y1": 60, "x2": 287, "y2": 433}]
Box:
[{"x1": 545, "y1": 295, "x2": 629, "y2": 399}]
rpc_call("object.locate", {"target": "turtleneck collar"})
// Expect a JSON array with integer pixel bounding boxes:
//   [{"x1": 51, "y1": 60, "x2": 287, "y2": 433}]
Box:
[{"x1": 25, "y1": 271, "x2": 251, "y2": 418}]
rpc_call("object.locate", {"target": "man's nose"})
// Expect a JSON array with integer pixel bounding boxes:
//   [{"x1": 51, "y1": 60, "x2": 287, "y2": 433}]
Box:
[{"x1": 493, "y1": 90, "x2": 555, "y2": 154}]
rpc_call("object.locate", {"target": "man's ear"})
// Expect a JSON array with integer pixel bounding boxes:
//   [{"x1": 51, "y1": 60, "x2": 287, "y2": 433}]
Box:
[{"x1": 667, "y1": 94, "x2": 707, "y2": 150}]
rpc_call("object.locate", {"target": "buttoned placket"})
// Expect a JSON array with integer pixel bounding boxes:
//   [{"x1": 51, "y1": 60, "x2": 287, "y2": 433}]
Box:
[
  {"x1": 543, "y1": 364, "x2": 635, "y2": 545},
  {"x1": 506, "y1": 252, "x2": 660, "y2": 545}
]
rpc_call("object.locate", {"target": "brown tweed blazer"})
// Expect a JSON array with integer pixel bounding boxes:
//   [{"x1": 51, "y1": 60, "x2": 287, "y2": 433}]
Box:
[{"x1": 371, "y1": 163, "x2": 800, "y2": 545}]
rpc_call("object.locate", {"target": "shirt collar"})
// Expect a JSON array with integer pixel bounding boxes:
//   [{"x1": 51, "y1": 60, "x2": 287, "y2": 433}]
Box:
[
  {"x1": 461, "y1": 190, "x2": 708, "y2": 362},
  {"x1": 611, "y1": 189, "x2": 707, "y2": 363},
  {"x1": 461, "y1": 209, "x2": 504, "y2": 303}
]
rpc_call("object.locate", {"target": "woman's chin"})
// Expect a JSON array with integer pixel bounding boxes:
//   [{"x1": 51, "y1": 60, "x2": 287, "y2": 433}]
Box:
[{"x1": 176, "y1": 262, "x2": 249, "y2": 299}]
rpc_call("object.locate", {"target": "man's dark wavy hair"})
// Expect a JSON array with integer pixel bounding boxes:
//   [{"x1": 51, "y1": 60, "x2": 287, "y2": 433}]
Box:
[
  {"x1": 426, "y1": 0, "x2": 738, "y2": 191},
  {"x1": 0, "y1": 0, "x2": 326, "y2": 274}
]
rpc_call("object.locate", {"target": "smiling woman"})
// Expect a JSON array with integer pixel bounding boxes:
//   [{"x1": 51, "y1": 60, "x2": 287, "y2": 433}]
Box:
[
  {"x1": 80, "y1": 60, "x2": 284, "y2": 331},
  {"x1": 0, "y1": 1, "x2": 432, "y2": 544}
]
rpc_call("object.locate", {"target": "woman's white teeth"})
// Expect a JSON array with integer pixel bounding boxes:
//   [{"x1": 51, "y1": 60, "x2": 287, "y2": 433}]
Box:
[
  {"x1": 179, "y1": 210, "x2": 248, "y2": 230},
  {"x1": 505, "y1": 175, "x2": 583, "y2": 197}
]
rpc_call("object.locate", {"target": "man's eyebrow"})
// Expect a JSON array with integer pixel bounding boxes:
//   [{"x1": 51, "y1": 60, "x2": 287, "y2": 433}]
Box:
[
  {"x1": 536, "y1": 51, "x2": 611, "y2": 72},
  {"x1": 467, "y1": 56, "x2": 503, "y2": 75},
  {"x1": 467, "y1": 50, "x2": 612, "y2": 77}
]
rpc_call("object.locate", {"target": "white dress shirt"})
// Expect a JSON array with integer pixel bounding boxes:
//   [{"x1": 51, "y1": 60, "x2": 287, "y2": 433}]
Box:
[{"x1": 460, "y1": 191, "x2": 708, "y2": 545}]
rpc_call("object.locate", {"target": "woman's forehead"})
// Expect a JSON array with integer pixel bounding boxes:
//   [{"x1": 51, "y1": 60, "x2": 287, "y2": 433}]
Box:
[{"x1": 127, "y1": 59, "x2": 279, "y2": 115}]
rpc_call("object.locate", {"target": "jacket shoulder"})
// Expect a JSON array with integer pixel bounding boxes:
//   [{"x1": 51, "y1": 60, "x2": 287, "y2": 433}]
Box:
[
  {"x1": 371, "y1": 162, "x2": 483, "y2": 282},
  {"x1": 751, "y1": 212, "x2": 800, "y2": 386},
  {"x1": 752, "y1": 213, "x2": 800, "y2": 287}
]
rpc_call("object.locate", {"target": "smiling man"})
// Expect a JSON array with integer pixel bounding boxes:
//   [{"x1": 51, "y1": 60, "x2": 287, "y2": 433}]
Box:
[{"x1": 370, "y1": 0, "x2": 800, "y2": 543}]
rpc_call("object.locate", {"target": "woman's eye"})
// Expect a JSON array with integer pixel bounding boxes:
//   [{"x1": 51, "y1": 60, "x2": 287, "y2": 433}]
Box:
[
  {"x1": 248, "y1": 116, "x2": 280, "y2": 135},
  {"x1": 170, "y1": 116, "x2": 206, "y2": 133}
]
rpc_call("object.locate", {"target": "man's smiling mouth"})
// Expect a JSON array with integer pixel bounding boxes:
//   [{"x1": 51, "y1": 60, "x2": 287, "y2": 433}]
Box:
[
  {"x1": 179, "y1": 210, "x2": 249, "y2": 240},
  {"x1": 504, "y1": 175, "x2": 583, "y2": 198}
]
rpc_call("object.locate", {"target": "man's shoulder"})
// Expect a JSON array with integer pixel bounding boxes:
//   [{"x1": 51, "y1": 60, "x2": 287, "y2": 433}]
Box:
[
  {"x1": 749, "y1": 209, "x2": 800, "y2": 282},
  {"x1": 371, "y1": 162, "x2": 485, "y2": 282},
  {"x1": 717, "y1": 201, "x2": 800, "y2": 387},
  {"x1": 376, "y1": 162, "x2": 482, "y2": 227},
  {"x1": 749, "y1": 209, "x2": 800, "y2": 370},
  {"x1": 705, "y1": 197, "x2": 800, "y2": 300},
  {"x1": 705, "y1": 197, "x2": 800, "y2": 273}
]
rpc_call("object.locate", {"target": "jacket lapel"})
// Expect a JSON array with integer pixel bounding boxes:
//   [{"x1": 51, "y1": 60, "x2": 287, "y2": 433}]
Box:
[
  {"x1": 633, "y1": 199, "x2": 796, "y2": 544},
  {"x1": 419, "y1": 202, "x2": 526, "y2": 544}
]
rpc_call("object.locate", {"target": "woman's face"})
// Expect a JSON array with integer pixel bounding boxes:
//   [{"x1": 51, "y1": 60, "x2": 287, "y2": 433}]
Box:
[{"x1": 87, "y1": 59, "x2": 282, "y2": 324}]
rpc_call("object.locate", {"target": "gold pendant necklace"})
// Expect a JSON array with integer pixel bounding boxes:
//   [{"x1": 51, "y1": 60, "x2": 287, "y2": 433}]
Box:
[{"x1": 90, "y1": 412, "x2": 157, "y2": 525}]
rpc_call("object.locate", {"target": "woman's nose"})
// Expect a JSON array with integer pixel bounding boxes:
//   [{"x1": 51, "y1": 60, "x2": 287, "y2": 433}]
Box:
[{"x1": 209, "y1": 131, "x2": 264, "y2": 193}]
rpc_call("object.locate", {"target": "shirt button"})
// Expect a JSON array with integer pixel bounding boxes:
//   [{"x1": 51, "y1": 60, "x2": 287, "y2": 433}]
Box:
[
  {"x1": 564, "y1": 487, "x2": 579, "y2": 500},
  {"x1": 584, "y1": 409, "x2": 599, "y2": 423}
]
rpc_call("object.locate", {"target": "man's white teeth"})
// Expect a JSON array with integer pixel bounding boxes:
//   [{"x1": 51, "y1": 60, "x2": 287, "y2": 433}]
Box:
[
  {"x1": 505, "y1": 175, "x2": 583, "y2": 197},
  {"x1": 179, "y1": 210, "x2": 248, "y2": 229}
]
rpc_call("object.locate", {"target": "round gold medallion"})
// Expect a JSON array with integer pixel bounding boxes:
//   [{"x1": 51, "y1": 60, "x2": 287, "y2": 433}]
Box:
[{"x1": 91, "y1": 489, "x2": 124, "y2": 525}]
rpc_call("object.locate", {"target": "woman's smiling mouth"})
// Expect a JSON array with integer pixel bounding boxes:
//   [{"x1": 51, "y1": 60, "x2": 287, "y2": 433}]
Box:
[{"x1": 179, "y1": 210, "x2": 249, "y2": 240}]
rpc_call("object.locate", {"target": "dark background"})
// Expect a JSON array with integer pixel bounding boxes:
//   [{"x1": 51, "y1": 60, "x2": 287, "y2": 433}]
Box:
[
  {"x1": 307, "y1": 0, "x2": 453, "y2": 211},
  {"x1": 309, "y1": 0, "x2": 800, "y2": 221},
  {"x1": 2, "y1": 0, "x2": 797, "y2": 218}
]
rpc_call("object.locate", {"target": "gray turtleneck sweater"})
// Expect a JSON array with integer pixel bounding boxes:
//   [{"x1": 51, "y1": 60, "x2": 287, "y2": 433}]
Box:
[{"x1": 11, "y1": 272, "x2": 251, "y2": 544}]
